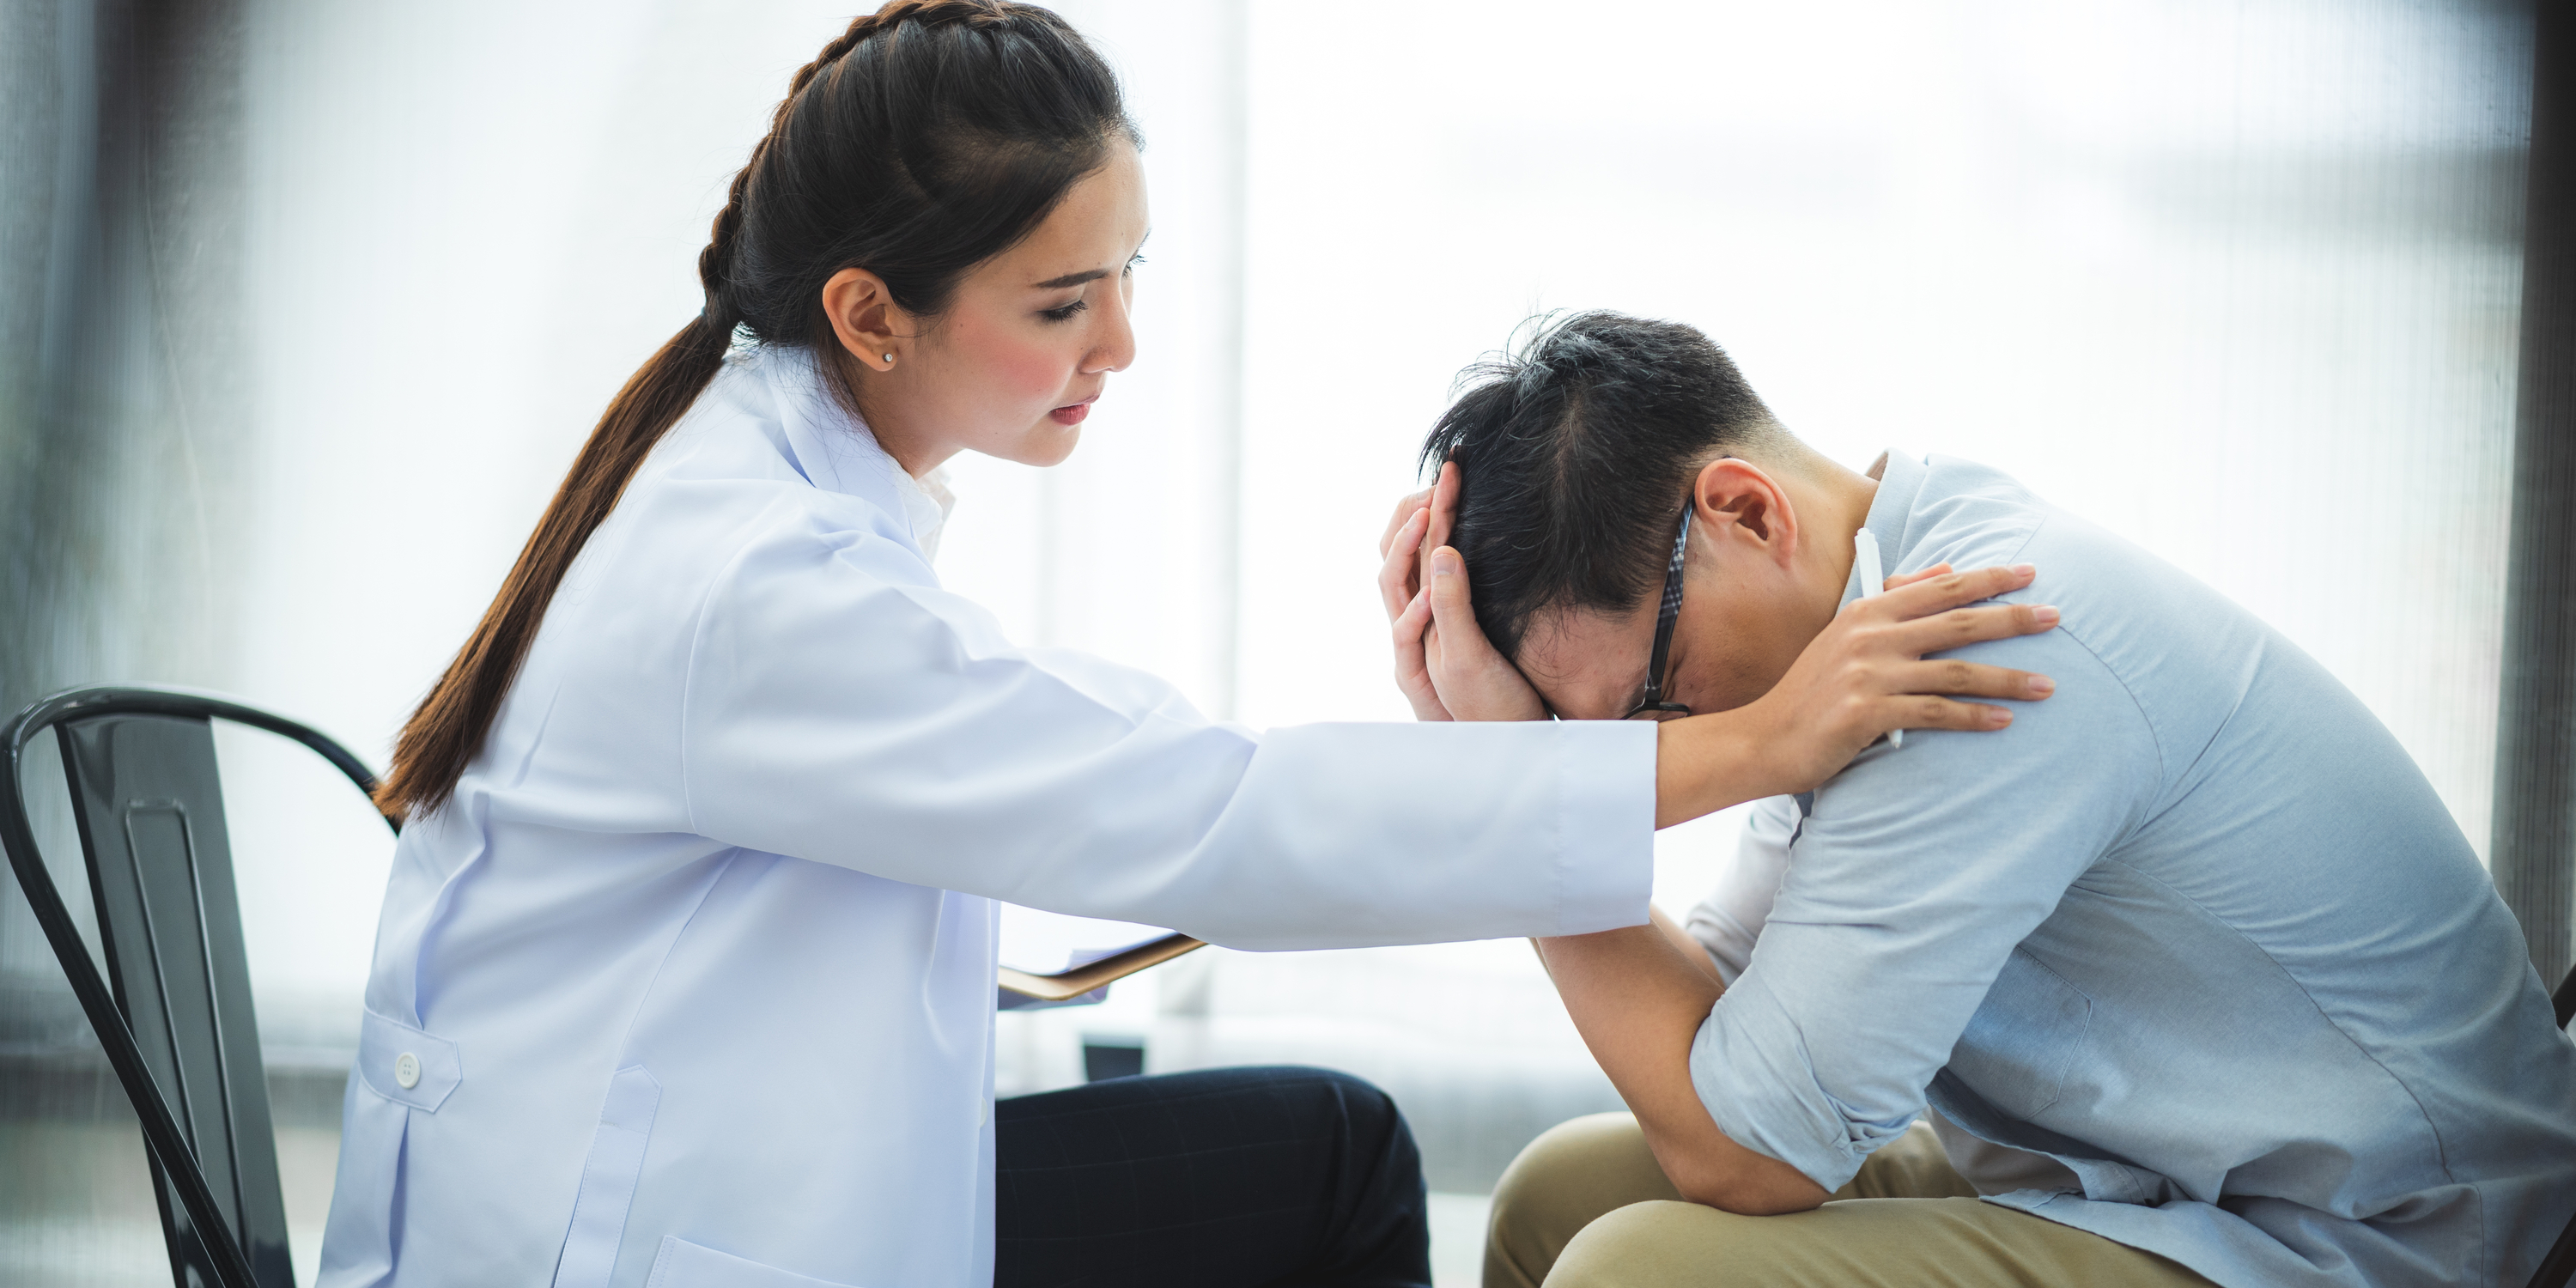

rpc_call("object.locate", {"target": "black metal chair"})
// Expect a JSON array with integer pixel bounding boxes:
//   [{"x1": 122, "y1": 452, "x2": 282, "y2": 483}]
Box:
[{"x1": 1, "y1": 685, "x2": 396, "y2": 1288}]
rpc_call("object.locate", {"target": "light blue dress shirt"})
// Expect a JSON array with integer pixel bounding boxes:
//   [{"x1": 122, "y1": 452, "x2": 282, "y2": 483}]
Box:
[{"x1": 1687, "y1": 450, "x2": 2576, "y2": 1287}]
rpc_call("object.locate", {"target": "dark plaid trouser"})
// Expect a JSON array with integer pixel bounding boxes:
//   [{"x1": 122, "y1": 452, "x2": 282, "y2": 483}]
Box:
[{"x1": 995, "y1": 1065, "x2": 1431, "y2": 1288}]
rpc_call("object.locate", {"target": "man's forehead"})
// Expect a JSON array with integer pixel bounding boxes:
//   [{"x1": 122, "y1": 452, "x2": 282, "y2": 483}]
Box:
[{"x1": 1517, "y1": 602, "x2": 1656, "y2": 716}]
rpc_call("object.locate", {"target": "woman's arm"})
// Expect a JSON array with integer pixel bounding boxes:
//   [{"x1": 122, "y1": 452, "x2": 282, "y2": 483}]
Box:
[{"x1": 1645, "y1": 564, "x2": 2057, "y2": 825}]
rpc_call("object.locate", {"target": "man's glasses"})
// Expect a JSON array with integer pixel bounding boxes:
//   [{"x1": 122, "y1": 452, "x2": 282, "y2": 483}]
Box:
[{"x1": 1621, "y1": 502, "x2": 1695, "y2": 722}]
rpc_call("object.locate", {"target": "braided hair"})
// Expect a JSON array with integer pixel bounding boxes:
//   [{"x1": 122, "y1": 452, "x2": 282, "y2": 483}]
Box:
[{"x1": 377, "y1": 0, "x2": 1138, "y2": 817}]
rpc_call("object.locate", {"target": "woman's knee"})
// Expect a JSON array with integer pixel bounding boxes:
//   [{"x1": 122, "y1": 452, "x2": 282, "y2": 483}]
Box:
[
  {"x1": 1231, "y1": 1065, "x2": 1412, "y2": 1145},
  {"x1": 1121, "y1": 1064, "x2": 1400, "y2": 1121},
  {"x1": 1198, "y1": 1065, "x2": 1422, "y2": 1188}
]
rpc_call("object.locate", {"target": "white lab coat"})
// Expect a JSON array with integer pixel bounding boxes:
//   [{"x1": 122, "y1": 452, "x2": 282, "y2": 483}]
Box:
[{"x1": 316, "y1": 345, "x2": 1656, "y2": 1288}]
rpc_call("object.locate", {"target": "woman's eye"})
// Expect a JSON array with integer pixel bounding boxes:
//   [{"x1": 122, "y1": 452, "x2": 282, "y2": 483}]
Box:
[{"x1": 1041, "y1": 298, "x2": 1088, "y2": 323}]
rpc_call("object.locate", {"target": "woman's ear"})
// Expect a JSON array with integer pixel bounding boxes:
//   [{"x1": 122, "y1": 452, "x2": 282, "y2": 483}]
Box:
[
  {"x1": 822, "y1": 268, "x2": 907, "y2": 372},
  {"x1": 1690, "y1": 457, "x2": 1800, "y2": 566}
]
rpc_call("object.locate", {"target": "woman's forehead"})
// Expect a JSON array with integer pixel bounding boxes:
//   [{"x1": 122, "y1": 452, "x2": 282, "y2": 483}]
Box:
[{"x1": 999, "y1": 145, "x2": 1149, "y2": 288}]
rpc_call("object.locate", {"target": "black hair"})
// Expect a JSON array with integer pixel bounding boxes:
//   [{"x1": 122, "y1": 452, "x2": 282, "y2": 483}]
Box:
[
  {"x1": 1419, "y1": 310, "x2": 1781, "y2": 662},
  {"x1": 380, "y1": 1, "x2": 1137, "y2": 817}
]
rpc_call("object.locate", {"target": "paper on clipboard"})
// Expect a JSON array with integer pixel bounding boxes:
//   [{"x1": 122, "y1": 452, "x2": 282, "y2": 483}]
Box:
[{"x1": 995, "y1": 903, "x2": 1205, "y2": 1006}]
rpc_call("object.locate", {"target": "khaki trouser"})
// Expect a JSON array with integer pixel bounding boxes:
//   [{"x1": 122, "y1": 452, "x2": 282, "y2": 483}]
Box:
[{"x1": 1485, "y1": 1114, "x2": 2217, "y2": 1288}]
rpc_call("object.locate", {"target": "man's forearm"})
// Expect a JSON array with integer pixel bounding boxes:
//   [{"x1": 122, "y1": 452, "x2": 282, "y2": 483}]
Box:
[{"x1": 1534, "y1": 925, "x2": 1829, "y2": 1214}]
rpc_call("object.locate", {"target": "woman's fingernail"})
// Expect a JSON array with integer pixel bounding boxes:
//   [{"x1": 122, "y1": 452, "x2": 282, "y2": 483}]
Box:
[
  {"x1": 2032, "y1": 605, "x2": 2060, "y2": 625},
  {"x1": 2028, "y1": 675, "x2": 2055, "y2": 696},
  {"x1": 1990, "y1": 708, "x2": 2014, "y2": 726},
  {"x1": 2013, "y1": 563, "x2": 2036, "y2": 577},
  {"x1": 1434, "y1": 550, "x2": 1458, "y2": 576}
]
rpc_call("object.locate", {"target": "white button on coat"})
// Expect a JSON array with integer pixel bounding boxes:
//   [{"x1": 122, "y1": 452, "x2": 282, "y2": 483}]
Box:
[
  {"x1": 314, "y1": 345, "x2": 1656, "y2": 1288},
  {"x1": 392, "y1": 1053, "x2": 421, "y2": 1091}
]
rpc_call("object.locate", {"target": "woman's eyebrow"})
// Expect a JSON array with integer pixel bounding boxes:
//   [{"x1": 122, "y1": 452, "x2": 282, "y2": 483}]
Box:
[
  {"x1": 1033, "y1": 233, "x2": 1149, "y2": 290},
  {"x1": 1033, "y1": 267, "x2": 1111, "y2": 289}
]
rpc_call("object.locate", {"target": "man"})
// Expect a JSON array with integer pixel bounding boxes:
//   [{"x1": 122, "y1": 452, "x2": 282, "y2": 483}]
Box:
[{"x1": 1380, "y1": 311, "x2": 2576, "y2": 1286}]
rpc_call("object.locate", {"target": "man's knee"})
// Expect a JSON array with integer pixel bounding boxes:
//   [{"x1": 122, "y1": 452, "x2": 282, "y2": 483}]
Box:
[
  {"x1": 1546, "y1": 1200, "x2": 1869, "y2": 1288},
  {"x1": 1546, "y1": 1200, "x2": 1747, "y2": 1288},
  {"x1": 1548, "y1": 1197, "x2": 2222, "y2": 1288},
  {"x1": 1493, "y1": 1114, "x2": 1668, "y2": 1229},
  {"x1": 1488, "y1": 1115, "x2": 1680, "y2": 1288}
]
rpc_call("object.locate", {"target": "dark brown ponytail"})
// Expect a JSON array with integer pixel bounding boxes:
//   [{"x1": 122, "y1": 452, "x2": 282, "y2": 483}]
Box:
[{"x1": 373, "y1": 0, "x2": 1138, "y2": 818}]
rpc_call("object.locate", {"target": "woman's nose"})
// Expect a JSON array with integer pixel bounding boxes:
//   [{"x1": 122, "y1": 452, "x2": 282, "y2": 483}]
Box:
[{"x1": 1081, "y1": 285, "x2": 1137, "y2": 374}]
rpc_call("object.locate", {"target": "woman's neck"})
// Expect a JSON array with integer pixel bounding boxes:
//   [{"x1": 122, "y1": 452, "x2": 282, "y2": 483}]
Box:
[{"x1": 832, "y1": 353, "x2": 954, "y2": 478}]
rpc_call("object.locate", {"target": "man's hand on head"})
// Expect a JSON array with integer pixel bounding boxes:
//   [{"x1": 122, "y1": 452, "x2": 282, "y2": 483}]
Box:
[
  {"x1": 1376, "y1": 495, "x2": 1453, "y2": 720},
  {"x1": 1376, "y1": 462, "x2": 1547, "y2": 722}
]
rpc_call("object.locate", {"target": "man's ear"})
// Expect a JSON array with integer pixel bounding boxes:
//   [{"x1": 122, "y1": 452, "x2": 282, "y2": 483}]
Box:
[
  {"x1": 1690, "y1": 457, "x2": 1800, "y2": 568},
  {"x1": 822, "y1": 268, "x2": 909, "y2": 373}
]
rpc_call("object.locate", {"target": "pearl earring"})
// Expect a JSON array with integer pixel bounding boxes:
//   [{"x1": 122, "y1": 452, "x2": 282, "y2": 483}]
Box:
[{"x1": 883, "y1": 353, "x2": 895, "y2": 366}]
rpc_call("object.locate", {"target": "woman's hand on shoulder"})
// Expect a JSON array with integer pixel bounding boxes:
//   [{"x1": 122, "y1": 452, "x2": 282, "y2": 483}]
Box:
[
  {"x1": 1376, "y1": 463, "x2": 1547, "y2": 722},
  {"x1": 1733, "y1": 562, "x2": 2061, "y2": 798}
]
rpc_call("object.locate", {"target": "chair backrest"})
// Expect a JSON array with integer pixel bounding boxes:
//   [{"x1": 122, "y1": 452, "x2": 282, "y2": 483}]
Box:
[{"x1": 1, "y1": 686, "x2": 395, "y2": 1288}]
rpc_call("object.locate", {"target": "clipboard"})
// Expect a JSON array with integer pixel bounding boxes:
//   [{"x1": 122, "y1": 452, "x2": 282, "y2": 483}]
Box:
[
  {"x1": 997, "y1": 932, "x2": 1206, "y2": 1001},
  {"x1": 994, "y1": 904, "x2": 1206, "y2": 1002}
]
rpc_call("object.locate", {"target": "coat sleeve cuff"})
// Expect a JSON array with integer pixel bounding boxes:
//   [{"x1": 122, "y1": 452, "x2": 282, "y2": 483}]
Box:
[{"x1": 1551, "y1": 719, "x2": 1659, "y2": 934}]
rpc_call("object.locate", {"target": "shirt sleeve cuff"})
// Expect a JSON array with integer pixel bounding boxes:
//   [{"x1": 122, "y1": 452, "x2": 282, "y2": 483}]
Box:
[
  {"x1": 1550, "y1": 719, "x2": 1658, "y2": 934},
  {"x1": 1690, "y1": 970, "x2": 1916, "y2": 1192}
]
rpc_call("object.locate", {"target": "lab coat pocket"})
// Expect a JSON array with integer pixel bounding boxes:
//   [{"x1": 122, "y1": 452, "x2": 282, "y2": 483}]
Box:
[
  {"x1": 355, "y1": 1006, "x2": 462, "y2": 1109},
  {"x1": 644, "y1": 1236, "x2": 867, "y2": 1288},
  {"x1": 552, "y1": 1066, "x2": 665, "y2": 1288}
]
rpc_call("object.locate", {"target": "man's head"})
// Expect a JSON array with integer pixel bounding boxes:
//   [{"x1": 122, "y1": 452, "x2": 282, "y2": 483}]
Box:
[{"x1": 1423, "y1": 311, "x2": 1875, "y2": 721}]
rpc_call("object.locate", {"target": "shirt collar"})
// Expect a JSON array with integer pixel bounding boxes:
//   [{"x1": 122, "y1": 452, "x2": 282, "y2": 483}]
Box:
[
  {"x1": 1839, "y1": 449, "x2": 1929, "y2": 608},
  {"x1": 754, "y1": 345, "x2": 955, "y2": 563},
  {"x1": 892, "y1": 465, "x2": 956, "y2": 563}
]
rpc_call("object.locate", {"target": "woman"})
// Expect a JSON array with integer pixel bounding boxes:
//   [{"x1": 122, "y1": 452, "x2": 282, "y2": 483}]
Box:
[{"x1": 320, "y1": 5, "x2": 2056, "y2": 1287}]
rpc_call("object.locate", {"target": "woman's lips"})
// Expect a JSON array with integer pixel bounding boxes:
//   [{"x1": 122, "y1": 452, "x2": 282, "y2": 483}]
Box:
[{"x1": 1049, "y1": 395, "x2": 1097, "y2": 426}]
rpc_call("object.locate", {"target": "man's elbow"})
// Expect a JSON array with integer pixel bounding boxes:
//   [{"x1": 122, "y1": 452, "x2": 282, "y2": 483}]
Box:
[{"x1": 1657, "y1": 1147, "x2": 1830, "y2": 1216}]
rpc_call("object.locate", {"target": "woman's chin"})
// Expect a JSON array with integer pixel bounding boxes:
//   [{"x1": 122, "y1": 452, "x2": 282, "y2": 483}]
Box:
[{"x1": 1002, "y1": 421, "x2": 1082, "y2": 468}]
